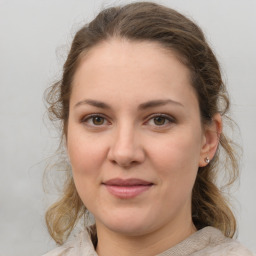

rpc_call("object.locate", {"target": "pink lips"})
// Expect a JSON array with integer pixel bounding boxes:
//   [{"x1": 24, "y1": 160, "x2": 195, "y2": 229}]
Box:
[{"x1": 103, "y1": 178, "x2": 153, "y2": 199}]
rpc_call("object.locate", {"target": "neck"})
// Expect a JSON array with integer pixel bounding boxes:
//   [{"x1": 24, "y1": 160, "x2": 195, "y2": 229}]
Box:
[{"x1": 96, "y1": 220, "x2": 196, "y2": 256}]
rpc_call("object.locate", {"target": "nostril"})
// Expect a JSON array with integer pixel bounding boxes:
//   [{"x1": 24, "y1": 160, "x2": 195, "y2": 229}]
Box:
[
  {"x1": 107, "y1": 133, "x2": 146, "y2": 167},
  {"x1": 109, "y1": 157, "x2": 140, "y2": 168}
]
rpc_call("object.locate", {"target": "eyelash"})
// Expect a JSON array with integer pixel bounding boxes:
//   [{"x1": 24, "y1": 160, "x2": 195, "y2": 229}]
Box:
[
  {"x1": 81, "y1": 113, "x2": 109, "y2": 127},
  {"x1": 81, "y1": 113, "x2": 176, "y2": 128},
  {"x1": 145, "y1": 113, "x2": 176, "y2": 127}
]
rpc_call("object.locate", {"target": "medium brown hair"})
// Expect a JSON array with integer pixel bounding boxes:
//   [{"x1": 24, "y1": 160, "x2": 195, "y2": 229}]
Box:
[{"x1": 45, "y1": 2, "x2": 239, "y2": 245}]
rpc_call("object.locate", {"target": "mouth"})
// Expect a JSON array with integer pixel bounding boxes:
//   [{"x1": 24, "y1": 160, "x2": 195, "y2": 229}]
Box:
[{"x1": 102, "y1": 178, "x2": 154, "y2": 199}]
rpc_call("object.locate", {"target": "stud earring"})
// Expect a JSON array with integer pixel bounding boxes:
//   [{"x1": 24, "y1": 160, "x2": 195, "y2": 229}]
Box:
[{"x1": 204, "y1": 157, "x2": 210, "y2": 164}]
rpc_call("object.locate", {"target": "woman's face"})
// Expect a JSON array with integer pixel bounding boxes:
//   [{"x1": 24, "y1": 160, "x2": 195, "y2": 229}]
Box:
[{"x1": 67, "y1": 39, "x2": 209, "y2": 237}]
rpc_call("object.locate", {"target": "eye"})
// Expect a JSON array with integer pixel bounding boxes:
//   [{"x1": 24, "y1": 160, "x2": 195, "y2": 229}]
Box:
[
  {"x1": 146, "y1": 114, "x2": 175, "y2": 127},
  {"x1": 81, "y1": 114, "x2": 108, "y2": 126},
  {"x1": 91, "y1": 116, "x2": 105, "y2": 125},
  {"x1": 153, "y1": 116, "x2": 168, "y2": 126}
]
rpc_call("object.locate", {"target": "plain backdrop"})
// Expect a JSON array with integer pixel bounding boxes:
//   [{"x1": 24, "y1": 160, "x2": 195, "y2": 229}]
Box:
[{"x1": 0, "y1": 0, "x2": 255, "y2": 255}]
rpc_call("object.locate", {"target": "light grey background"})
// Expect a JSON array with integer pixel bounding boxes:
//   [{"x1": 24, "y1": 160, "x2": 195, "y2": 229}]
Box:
[{"x1": 0, "y1": 0, "x2": 255, "y2": 255}]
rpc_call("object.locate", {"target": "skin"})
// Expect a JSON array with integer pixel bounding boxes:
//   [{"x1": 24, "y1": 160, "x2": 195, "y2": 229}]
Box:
[{"x1": 67, "y1": 39, "x2": 221, "y2": 256}]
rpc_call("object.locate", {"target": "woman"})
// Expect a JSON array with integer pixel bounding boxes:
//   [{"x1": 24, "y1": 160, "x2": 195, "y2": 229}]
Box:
[{"x1": 43, "y1": 2, "x2": 253, "y2": 255}]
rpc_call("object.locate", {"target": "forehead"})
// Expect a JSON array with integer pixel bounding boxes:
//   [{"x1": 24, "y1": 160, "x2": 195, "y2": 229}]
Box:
[
  {"x1": 76, "y1": 38, "x2": 187, "y2": 78},
  {"x1": 71, "y1": 38, "x2": 197, "y2": 109}
]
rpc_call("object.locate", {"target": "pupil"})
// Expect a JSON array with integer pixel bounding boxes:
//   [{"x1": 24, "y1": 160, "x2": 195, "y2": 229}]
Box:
[
  {"x1": 154, "y1": 117, "x2": 165, "y2": 125},
  {"x1": 93, "y1": 116, "x2": 104, "y2": 125}
]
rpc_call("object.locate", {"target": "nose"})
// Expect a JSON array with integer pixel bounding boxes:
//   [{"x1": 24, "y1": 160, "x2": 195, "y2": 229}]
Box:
[{"x1": 107, "y1": 124, "x2": 145, "y2": 168}]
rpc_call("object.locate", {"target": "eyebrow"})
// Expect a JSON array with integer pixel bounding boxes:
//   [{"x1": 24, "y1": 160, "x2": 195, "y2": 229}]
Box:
[
  {"x1": 74, "y1": 99, "x2": 111, "y2": 109},
  {"x1": 74, "y1": 99, "x2": 184, "y2": 110},
  {"x1": 138, "y1": 99, "x2": 184, "y2": 110}
]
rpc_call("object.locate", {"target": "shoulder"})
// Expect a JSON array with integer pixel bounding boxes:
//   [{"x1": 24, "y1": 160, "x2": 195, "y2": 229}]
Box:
[
  {"x1": 42, "y1": 230, "x2": 97, "y2": 256},
  {"x1": 42, "y1": 246, "x2": 72, "y2": 256},
  {"x1": 191, "y1": 227, "x2": 254, "y2": 256},
  {"x1": 194, "y1": 240, "x2": 254, "y2": 256}
]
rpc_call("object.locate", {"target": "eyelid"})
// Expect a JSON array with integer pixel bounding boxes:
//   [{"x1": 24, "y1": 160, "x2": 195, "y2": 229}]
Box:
[
  {"x1": 80, "y1": 112, "x2": 175, "y2": 127},
  {"x1": 81, "y1": 113, "x2": 111, "y2": 126},
  {"x1": 145, "y1": 113, "x2": 176, "y2": 126}
]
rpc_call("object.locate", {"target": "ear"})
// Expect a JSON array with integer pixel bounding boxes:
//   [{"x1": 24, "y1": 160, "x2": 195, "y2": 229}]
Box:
[{"x1": 199, "y1": 113, "x2": 222, "y2": 167}]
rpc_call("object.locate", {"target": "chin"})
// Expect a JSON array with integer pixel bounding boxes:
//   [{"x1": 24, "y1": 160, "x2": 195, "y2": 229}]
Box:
[
  {"x1": 107, "y1": 222, "x2": 152, "y2": 237},
  {"x1": 95, "y1": 208, "x2": 156, "y2": 237}
]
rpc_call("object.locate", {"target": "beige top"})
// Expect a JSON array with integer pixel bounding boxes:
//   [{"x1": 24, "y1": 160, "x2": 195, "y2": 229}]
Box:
[{"x1": 43, "y1": 226, "x2": 254, "y2": 256}]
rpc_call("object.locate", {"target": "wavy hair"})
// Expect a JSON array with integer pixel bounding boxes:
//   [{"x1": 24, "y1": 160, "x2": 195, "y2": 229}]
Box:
[{"x1": 45, "y1": 2, "x2": 239, "y2": 245}]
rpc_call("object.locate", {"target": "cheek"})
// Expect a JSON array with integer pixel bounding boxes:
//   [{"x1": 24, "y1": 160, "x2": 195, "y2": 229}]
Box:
[
  {"x1": 67, "y1": 128, "x2": 107, "y2": 178},
  {"x1": 148, "y1": 130, "x2": 201, "y2": 188},
  {"x1": 151, "y1": 130, "x2": 201, "y2": 167},
  {"x1": 67, "y1": 130, "x2": 107, "y2": 208}
]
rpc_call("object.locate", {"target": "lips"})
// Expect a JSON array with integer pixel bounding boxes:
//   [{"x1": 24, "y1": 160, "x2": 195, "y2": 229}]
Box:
[{"x1": 102, "y1": 178, "x2": 153, "y2": 199}]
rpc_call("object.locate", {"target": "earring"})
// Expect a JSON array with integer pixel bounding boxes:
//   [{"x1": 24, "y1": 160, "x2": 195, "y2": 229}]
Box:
[{"x1": 204, "y1": 157, "x2": 210, "y2": 164}]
